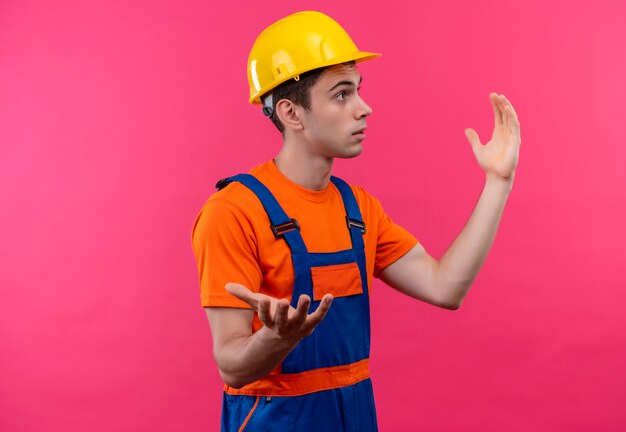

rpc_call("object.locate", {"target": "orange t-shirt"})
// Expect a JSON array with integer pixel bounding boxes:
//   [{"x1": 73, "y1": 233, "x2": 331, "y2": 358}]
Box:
[{"x1": 191, "y1": 160, "x2": 418, "y2": 311}]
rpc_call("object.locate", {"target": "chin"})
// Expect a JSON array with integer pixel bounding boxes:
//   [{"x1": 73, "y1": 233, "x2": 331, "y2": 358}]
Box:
[{"x1": 336, "y1": 147, "x2": 362, "y2": 159}]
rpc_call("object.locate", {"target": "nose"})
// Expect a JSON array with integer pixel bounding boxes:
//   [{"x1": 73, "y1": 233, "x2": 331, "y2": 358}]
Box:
[{"x1": 355, "y1": 94, "x2": 373, "y2": 119}]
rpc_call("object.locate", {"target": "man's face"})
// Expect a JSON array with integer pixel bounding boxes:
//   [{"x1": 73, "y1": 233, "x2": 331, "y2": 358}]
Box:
[{"x1": 298, "y1": 63, "x2": 372, "y2": 159}]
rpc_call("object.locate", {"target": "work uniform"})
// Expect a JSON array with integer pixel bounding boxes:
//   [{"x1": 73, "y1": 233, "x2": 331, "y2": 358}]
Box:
[{"x1": 192, "y1": 160, "x2": 417, "y2": 431}]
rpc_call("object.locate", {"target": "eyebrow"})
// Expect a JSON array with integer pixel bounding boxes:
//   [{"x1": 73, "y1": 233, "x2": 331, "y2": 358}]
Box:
[{"x1": 327, "y1": 76, "x2": 363, "y2": 93}]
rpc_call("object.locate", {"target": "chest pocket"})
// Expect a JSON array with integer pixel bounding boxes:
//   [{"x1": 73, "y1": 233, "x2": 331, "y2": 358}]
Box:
[{"x1": 311, "y1": 262, "x2": 363, "y2": 301}]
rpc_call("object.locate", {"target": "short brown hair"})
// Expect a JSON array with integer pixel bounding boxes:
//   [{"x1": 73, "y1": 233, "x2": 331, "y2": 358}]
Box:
[
  {"x1": 262, "y1": 61, "x2": 355, "y2": 133},
  {"x1": 262, "y1": 68, "x2": 325, "y2": 133}
]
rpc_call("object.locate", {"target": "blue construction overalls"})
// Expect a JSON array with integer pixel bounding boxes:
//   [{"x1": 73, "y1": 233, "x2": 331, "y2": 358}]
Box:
[{"x1": 216, "y1": 174, "x2": 378, "y2": 432}]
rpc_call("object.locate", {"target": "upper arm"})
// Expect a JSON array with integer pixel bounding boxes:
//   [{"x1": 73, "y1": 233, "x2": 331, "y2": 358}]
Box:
[
  {"x1": 192, "y1": 197, "x2": 263, "y2": 309},
  {"x1": 378, "y1": 244, "x2": 456, "y2": 309}
]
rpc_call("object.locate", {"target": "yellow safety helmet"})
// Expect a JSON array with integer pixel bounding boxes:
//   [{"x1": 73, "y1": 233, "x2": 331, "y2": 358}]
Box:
[{"x1": 247, "y1": 11, "x2": 381, "y2": 104}]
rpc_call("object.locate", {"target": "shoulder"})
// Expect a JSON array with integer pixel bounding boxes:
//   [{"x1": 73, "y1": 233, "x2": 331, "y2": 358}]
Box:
[
  {"x1": 196, "y1": 161, "x2": 274, "y2": 223},
  {"x1": 202, "y1": 182, "x2": 259, "y2": 216},
  {"x1": 345, "y1": 181, "x2": 384, "y2": 216},
  {"x1": 191, "y1": 175, "x2": 268, "y2": 244},
  {"x1": 328, "y1": 177, "x2": 386, "y2": 230},
  {"x1": 348, "y1": 182, "x2": 375, "y2": 201}
]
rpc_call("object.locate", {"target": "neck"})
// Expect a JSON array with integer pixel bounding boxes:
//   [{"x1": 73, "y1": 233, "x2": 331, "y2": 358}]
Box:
[{"x1": 274, "y1": 136, "x2": 334, "y2": 191}]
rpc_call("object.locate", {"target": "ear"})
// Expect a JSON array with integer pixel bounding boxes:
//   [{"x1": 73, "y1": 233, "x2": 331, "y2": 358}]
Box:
[{"x1": 275, "y1": 99, "x2": 304, "y2": 132}]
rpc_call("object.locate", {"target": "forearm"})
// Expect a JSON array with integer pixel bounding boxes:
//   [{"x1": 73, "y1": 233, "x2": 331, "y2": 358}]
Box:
[
  {"x1": 214, "y1": 326, "x2": 299, "y2": 388},
  {"x1": 208, "y1": 287, "x2": 332, "y2": 388},
  {"x1": 437, "y1": 174, "x2": 513, "y2": 303}
]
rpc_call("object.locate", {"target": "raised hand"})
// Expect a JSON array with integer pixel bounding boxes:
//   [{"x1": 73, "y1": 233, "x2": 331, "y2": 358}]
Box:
[
  {"x1": 464, "y1": 93, "x2": 521, "y2": 181},
  {"x1": 226, "y1": 283, "x2": 333, "y2": 342}
]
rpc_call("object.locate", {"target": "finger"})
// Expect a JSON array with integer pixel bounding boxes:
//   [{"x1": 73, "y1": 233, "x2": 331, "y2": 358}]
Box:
[
  {"x1": 291, "y1": 295, "x2": 311, "y2": 328},
  {"x1": 257, "y1": 298, "x2": 274, "y2": 327},
  {"x1": 500, "y1": 95, "x2": 520, "y2": 134},
  {"x1": 510, "y1": 112, "x2": 521, "y2": 139},
  {"x1": 501, "y1": 104, "x2": 521, "y2": 142},
  {"x1": 503, "y1": 105, "x2": 511, "y2": 130},
  {"x1": 225, "y1": 283, "x2": 258, "y2": 309},
  {"x1": 490, "y1": 93, "x2": 503, "y2": 125},
  {"x1": 464, "y1": 128, "x2": 481, "y2": 153},
  {"x1": 274, "y1": 299, "x2": 290, "y2": 330},
  {"x1": 501, "y1": 95, "x2": 519, "y2": 121},
  {"x1": 498, "y1": 95, "x2": 511, "y2": 128},
  {"x1": 504, "y1": 105, "x2": 517, "y2": 133},
  {"x1": 305, "y1": 294, "x2": 333, "y2": 330}
]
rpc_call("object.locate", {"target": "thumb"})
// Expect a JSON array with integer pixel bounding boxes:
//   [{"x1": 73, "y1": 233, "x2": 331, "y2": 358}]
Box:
[
  {"x1": 464, "y1": 128, "x2": 481, "y2": 153},
  {"x1": 225, "y1": 282, "x2": 252, "y2": 302}
]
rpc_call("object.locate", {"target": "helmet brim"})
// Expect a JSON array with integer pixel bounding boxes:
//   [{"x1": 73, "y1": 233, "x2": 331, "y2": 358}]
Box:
[{"x1": 249, "y1": 51, "x2": 381, "y2": 104}]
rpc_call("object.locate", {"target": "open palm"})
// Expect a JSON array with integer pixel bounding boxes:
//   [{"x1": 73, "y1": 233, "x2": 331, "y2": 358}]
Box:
[{"x1": 465, "y1": 93, "x2": 521, "y2": 180}]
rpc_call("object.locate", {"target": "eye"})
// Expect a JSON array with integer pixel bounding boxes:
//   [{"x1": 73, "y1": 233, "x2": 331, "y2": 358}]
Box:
[{"x1": 336, "y1": 91, "x2": 346, "y2": 101}]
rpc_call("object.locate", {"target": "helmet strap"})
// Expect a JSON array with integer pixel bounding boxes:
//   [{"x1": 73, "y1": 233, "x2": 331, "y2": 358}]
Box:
[{"x1": 262, "y1": 93, "x2": 274, "y2": 117}]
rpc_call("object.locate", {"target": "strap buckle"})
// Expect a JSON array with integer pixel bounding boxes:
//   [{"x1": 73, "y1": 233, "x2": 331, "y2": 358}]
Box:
[
  {"x1": 346, "y1": 217, "x2": 366, "y2": 234},
  {"x1": 271, "y1": 219, "x2": 300, "y2": 238},
  {"x1": 215, "y1": 177, "x2": 232, "y2": 190}
]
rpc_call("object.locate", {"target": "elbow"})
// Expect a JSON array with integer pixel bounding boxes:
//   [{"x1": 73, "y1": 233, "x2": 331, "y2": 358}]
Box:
[
  {"x1": 433, "y1": 295, "x2": 461, "y2": 310},
  {"x1": 435, "y1": 291, "x2": 465, "y2": 310},
  {"x1": 224, "y1": 379, "x2": 246, "y2": 389},
  {"x1": 213, "y1": 346, "x2": 253, "y2": 389},
  {"x1": 219, "y1": 370, "x2": 248, "y2": 389},
  {"x1": 214, "y1": 355, "x2": 250, "y2": 388},
  {"x1": 434, "y1": 280, "x2": 471, "y2": 310},
  {"x1": 440, "y1": 299, "x2": 462, "y2": 310},
  {"x1": 216, "y1": 359, "x2": 258, "y2": 389}
]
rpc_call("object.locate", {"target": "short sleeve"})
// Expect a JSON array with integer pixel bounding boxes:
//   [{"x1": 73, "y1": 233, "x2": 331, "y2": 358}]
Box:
[
  {"x1": 372, "y1": 197, "x2": 419, "y2": 277},
  {"x1": 191, "y1": 198, "x2": 262, "y2": 308}
]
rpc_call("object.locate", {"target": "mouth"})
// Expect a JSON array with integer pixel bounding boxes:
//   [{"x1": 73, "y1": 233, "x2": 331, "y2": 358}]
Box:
[{"x1": 352, "y1": 127, "x2": 367, "y2": 136}]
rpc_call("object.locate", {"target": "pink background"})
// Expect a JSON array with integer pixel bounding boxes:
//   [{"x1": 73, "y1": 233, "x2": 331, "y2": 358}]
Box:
[{"x1": 1, "y1": 0, "x2": 625, "y2": 430}]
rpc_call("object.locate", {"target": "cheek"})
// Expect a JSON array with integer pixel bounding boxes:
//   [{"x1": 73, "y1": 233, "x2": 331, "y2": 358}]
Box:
[
  {"x1": 309, "y1": 114, "x2": 335, "y2": 134},
  {"x1": 318, "y1": 109, "x2": 344, "y2": 131},
  {"x1": 319, "y1": 118, "x2": 343, "y2": 141},
  {"x1": 306, "y1": 102, "x2": 346, "y2": 138}
]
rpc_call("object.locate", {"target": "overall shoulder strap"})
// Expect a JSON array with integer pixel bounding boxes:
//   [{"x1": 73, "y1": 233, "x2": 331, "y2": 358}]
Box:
[{"x1": 329, "y1": 176, "x2": 366, "y2": 249}]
